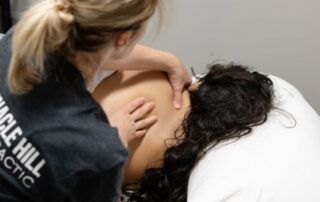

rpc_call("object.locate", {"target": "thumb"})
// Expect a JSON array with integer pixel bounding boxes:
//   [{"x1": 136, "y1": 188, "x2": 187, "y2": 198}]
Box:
[{"x1": 173, "y1": 88, "x2": 183, "y2": 109}]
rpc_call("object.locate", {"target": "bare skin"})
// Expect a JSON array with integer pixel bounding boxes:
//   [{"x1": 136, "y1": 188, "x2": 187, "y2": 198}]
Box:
[
  {"x1": 73, "y1": 25, "x2": 191, "y2": 149},
  {"x1": 93, "y1": 70, "x2": 190, "y2": 183}
]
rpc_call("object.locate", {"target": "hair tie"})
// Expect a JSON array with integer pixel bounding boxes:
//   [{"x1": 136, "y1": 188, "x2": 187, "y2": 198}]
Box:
[{"x1": 55, "y1": 0, "x2": 73, "y2": 13}]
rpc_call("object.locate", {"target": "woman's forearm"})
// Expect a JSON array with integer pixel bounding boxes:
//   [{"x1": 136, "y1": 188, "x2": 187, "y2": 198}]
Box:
[{"x1": 102, "y1": 44, "x2": 173, "y2": 72}]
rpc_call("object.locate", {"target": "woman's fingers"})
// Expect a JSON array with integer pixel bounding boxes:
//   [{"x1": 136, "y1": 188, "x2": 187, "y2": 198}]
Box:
[
  {"x1": 165, "y1": 54, "x2": 192, "y2": 109},
  {"x1": 129, "y1": 101, "x2": 158, "y2": 141},
  {"x1": 171, "y1": 77, "x2": 191, "y2": 109},
  {"x1": 131, "y1": 101, "x2": 155, "y2": 121},
  {"x1": 135, "y1": 129, "x2": 148, "y2": 138},
  {"x1": 125, "y1": 97, "x2": 146, "y2": 114},
  {"x1": 114, "y1": 97, "x2": 158, "y2": 144},
  {"x1": 173, "y1": 88, "x2": 183, "y2": 109},
  {"x1": 134, "y1": 115, "x2": 158, "y2": 133}
]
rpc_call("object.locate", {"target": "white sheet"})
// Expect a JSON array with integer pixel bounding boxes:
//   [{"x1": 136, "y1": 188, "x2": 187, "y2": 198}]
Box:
[{"x1": 188, "y1": 75, "x2": 320, "y2": 202}]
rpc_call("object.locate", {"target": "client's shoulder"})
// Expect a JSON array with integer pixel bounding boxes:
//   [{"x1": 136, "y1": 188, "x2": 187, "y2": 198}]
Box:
[
  {"x1": 94, "y1": 70, "x2": 169, "y2": 103},
  {"x1": 93, "y1": 70, "x2": 190, "y2": 117}
]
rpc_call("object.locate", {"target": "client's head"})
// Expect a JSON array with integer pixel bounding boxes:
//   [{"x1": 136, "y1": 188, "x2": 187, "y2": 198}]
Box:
[{"x1": 122, "y1": 63, "x2": 274, "y2": 202}]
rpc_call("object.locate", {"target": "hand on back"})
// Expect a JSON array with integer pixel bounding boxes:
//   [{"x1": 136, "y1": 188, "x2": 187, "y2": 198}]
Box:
[{"x1": 108, "y1": 97, "x2": 158, "y2": 147}]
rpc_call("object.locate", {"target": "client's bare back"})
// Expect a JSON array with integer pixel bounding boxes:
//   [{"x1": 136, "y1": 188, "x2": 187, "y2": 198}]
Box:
[{"x1": 93, "y1": 70, "x2": 190, "y2": 183}]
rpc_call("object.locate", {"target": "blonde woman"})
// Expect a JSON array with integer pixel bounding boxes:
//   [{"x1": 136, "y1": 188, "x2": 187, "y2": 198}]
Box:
[{"x1": 0, "y1": 0, "x2": 191, "y2": 201}]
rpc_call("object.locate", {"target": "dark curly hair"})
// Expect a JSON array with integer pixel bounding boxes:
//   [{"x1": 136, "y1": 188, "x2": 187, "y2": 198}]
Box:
[{"x1": 121, "y1": 63, "x2": 274, "y2": 202}]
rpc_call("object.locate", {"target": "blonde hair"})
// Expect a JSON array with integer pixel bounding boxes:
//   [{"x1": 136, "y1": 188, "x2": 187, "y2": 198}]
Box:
[{"x1": 8, "y1": 0, "x2": 159, "y2": 94}]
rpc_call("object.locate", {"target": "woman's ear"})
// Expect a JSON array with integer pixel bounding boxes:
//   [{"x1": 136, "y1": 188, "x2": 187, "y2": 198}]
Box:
[{"x1": 114, "y1": 31, "x2": 134, "y2": 48}]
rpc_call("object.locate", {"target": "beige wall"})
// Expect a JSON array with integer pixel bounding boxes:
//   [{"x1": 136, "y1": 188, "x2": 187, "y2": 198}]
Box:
[
  {"x1": 11, "y1": 0, "x2": 320, "y2": 113},
  {"x1": 142, "y1": 0, "x2": 320, "y2": 113},
  {"x1": 10, "y1": 0, "x2": 36, "y2": 22}
]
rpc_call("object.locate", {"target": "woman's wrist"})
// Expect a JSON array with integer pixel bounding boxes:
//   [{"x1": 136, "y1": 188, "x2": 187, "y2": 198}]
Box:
[
  {"x1": 161, "y1": 52, "x2": 181, "y2": 74},
  {"x1": 137, "y1": 44, "x2": 173, "y2": 72}
]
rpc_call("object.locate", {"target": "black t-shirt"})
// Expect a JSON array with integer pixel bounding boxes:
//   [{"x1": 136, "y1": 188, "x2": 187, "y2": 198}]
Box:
[{"x1": 0, "y1": 30, "x2": 127, "y2": 202}]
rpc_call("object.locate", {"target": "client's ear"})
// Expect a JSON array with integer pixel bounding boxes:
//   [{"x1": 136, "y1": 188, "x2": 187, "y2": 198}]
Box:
[
  {"x1": 189, "y1": 82, "x2": 202, "y2": 92},
  {"x1": 114, "y1": 31, "x2": 134, "y2": 48}
]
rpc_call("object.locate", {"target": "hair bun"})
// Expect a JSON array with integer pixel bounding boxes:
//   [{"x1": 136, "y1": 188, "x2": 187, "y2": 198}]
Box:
[{"x1": 55, "y1": 0, "x2": 73, "y2": 12}]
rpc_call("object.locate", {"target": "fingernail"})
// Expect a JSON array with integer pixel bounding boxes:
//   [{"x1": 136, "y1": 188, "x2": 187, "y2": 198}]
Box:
[
  {"x1": 151, "y1": 102, "x2": 156, "y2": 108},
  {"x1": 153, "y1": 116, "x2": 159, "y2": 122},
  {"x1": 175, "y1": 102, "x2": 182, "y2": 109},
  {"x1": 137, "y1": 97, "x2": 146, "y2": 104},
  {"x1": 140, "y1": 97, "x2": 146, "y2": 102}
]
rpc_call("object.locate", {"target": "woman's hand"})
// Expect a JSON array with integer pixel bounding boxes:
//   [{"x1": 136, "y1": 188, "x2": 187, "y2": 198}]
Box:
[
  {"x1": 108, "y1": 97, "x2": 158, "y2": 147},
  {"x1": 164, "y1": 53, "x2": 192, "y2": 109}
]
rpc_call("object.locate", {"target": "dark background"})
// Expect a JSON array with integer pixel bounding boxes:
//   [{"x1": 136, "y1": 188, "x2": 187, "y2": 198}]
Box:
[{"x1": 0, "y1": 0, "x2": 12, "y2": 33}]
